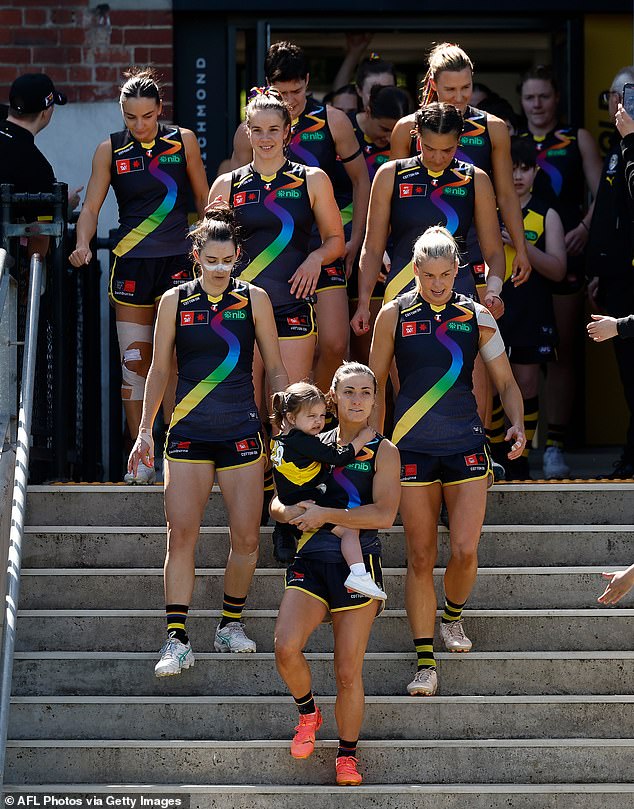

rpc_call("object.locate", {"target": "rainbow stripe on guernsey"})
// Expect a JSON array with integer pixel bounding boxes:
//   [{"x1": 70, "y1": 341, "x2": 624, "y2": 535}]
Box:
[
  {"x1": 392, "y1": 303, "x2": 473, "y2": 446},
  {"x1": 239, "y1": 171, "x2": 304, "y2": 283},
  {"x1": 169, "y1": 291, "x2": 248, "y2": 429},
  {"x1": 114, "y1": 129, "x2": 182, "y2": 257},
  {"x1": 340, "y1": 202, "x2": 353, "y2": 226},
  {"x1": 455, "y1": 115, "x2": 486, "y2": 165},
  {"x1": 332, "y1": 446, "x2": 373, "y2": 508},
  {"x1": 384, "y1": 168, "x2": 471, "y2": 303},
  {"x1": 429, "y1": 167, "x2": 472, "y2": 233},
  {"x1": 289, "y1": 107, "x2": 326, "y2": 166},
  {"x1": 535, "y1": 130, "x2": 573, "y2": 196}
]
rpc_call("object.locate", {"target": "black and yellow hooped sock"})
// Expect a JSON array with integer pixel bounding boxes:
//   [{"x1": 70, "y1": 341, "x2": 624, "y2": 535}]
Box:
[
  {"x1": 336, "y1": 738, "x2": 358, "y2": 759},
  {"x1": 166, "y1": 603, "x2": 189, "y2": 644},
  {"x1": 441, "y1": 596, "x2": 465, "y2": 624},
  {"x1": 487, "y1": 394, "x2": 505, "y2": 445},
  {"x1": 546, "y1": 423, "x2": 565, "y2": 449},
  {"x1": 219, "y1": 593, "x2": 246, "y2": 629},
  {"x1": 522, "y1": 396, "x2": 539, "y2": 458},
  {"x1": 263, "y1": 467, "x2": 274, "y2": 494},
  {"x1": 414, "y1": 636, "x2": 436, "y2": 670},
  {"x1": 294, "y1": 691, "x2": 316, "y2": 715}
]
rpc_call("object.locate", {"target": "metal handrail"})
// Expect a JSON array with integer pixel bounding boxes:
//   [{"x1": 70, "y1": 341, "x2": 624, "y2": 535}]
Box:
[{"x1": 0, "y1": 253, "x2": 44, "y2": 786}]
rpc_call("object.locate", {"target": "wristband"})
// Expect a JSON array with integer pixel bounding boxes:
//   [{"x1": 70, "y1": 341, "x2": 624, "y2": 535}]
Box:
[{"x1": 485, "y1": 275, "x2": 503, "y2": 296}]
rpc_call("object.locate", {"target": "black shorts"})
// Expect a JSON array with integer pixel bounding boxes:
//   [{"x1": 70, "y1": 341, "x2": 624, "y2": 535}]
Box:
[
  {"x1": 165, "y1": 431, "x2": 265, "y2": 470},
  {"x1": 400, "y1": 444, "x2": 492, "y2": 487},
  {"x1": 346, "y1": 258, "x2": 386, "y2": 301},
  {"x1": 316, "y1": 259, "x2": 347, "y2": 293},
  {"x1": 285, "y1": 553, "x2": 384, "y2": 614},
  {"x1": 471, "y1": 261, "x2": 487, "y2": 287},
  {"x1": 550, "y1": 255, "x2": 585, "y2": 296},
  {"x1": 109, "y1": 254, "x2": 194, "y2": 307},
  {"x1": 508, "y1": 345, "x2": 557, "y2": 364},
  {"x1": 275, "y1": 300, "x2": 317, "y2": 340}
]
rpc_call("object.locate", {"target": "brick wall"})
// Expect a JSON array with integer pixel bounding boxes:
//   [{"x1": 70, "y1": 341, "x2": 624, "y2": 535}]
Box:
[{"x1": 0, "y1": 2, "x2": 175, "y2": 119}]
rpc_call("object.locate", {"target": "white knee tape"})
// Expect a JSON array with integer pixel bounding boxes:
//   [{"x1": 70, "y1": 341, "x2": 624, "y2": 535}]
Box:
[{"x1": 117, "y1": 321, "x2": 152, "y2": 401}]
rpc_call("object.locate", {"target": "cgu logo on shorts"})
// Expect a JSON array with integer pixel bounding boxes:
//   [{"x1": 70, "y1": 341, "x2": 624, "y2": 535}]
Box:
[
  {"x1": 287, "y1": 315, "x2": 308, "y2": 326},
  {"x1": 401, "y1": 463, "x2": 417, "y2": 479},
  {"x1": 235, "y1": 437, "x2": 260, "y2": 453},
  {"x1": 115, "y1": 279, "x2": 136, "y2": 295},
  {"x1": 464, "y1": 452, "x2": 487, "y2": 470},
  {"x1": 169, "y1": 440, "x2": 191, "y2": 454}
]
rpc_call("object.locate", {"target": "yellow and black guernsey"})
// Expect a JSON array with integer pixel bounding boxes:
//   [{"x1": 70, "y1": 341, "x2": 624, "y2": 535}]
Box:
[
  {"x1": 296, "y1": 428, "x2": 384, "y2": 563},
  {"x1": 385, "y1": 156, "x2": 476, "y2": 303},
  {"x1": 500, "y1": 195, "x2": 556, "y2": 351},
  {"x1": 168, "y1": 277, "x2": 260, "y2": 441},
  {"x1": 270, "y1": 429, "x2": 360, "y2": 505},
  {"x1": 519, "y1": 127, "x2": 583, "y2": 232},
  {"x1": 392, "y1": 290, "x2": 484, "y2": 455},
  {"x1": 231, "y1": 160, "x2": 313, "y2": 313},
  {"x1": 110, "y1": 124, "x2": 190, "y2": 258}
]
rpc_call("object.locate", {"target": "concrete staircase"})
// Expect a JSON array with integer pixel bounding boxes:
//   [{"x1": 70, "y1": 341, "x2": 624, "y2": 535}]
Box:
[{"x1": 3, "y1": 482, "x2": 634, "y2": 807}]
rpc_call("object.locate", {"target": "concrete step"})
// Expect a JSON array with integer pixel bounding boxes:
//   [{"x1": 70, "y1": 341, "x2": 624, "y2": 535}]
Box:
[
  {"x1": 18, "y1": 567, "x2": 631, "y2": 610},
  {"x1": 25, "y1": 483, "x2": 634, "y2": 527},
  {"x1": 4, "y1": 784, "x2": 634, "y2": 809},
  {"x1": 9, "y1": 695, "x2": 634, "y2": 741},
  {"x1": 14, "y1": 609, "x2": 634, "y2": 653},
  {"x1": 5, "y1": 784, "x2": 634, "y2": 809},
  {"x1": 5, "y1": 738, "x2": 634, "y2": 785},
  {"x1": 12, "y1": 651, "x2": 634, "y2": 697},
  {"x1": 23, "y1": 525, "x2": 634, "y2": 569}
]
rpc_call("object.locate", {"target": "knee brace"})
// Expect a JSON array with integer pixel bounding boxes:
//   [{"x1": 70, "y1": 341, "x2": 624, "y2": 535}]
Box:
[{"x1": 116, "y1": 321, "x2": 152, "y2": 401}]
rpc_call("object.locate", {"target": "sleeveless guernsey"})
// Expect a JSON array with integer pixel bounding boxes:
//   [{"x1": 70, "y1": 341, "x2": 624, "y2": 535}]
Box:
[
  {"x1": 231, "y1": 160, "x2": 313, "y2": 312},
  {"x1": 519, "y1": 127, "x2": 584, "y2": 232},
  {"x1": 110, "y1": 123, "x2": 190, "y2": 258},
  {"x1": 169, "y1": 277, "x2": 260, "y2": 441},
  {"x1": 501, "y1": 195, "x2": 556, "y2": 349},
  {"x1": 385, "y1": 157, "x2": 476, "y2": 302},
  {"x1": 392, "y1": 290, "x2": 484, "y2": 455},
  {"x1": 297, "y1": 429, "x2": 384, "y2": 562}
]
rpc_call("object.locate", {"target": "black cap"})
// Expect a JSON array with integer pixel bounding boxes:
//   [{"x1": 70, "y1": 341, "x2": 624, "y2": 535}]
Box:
[{"x1": 9, "y1": 73, "x2": 67, "y2": 114}]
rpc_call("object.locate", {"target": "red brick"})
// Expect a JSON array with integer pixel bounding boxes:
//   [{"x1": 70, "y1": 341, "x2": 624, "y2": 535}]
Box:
[
  {"x1": 0, "y1": 66, "x2": 20, "y2": 83},
  {"x1": 111, "y1": 10, "x2": 172, "y2": 27},
  {"x1": 13, "y1": 28, "x2": 58, "y2": 47},
  {"x1": 133, "y1": 47, "x2": 150, "y2": 64},
  {"x1": 95, "y1": 65, "x2": 120, "y2": 84},
  {"x1": 68, "y1": 65, "x2": 93, "y2": 83},
  {"x1": 91, "y1": 47, "x2": 133, "y2": 64},
  {"x1": 33, "y1": 46, "x2": 82, "y2": 64},
  {"x1": 147, "y1": 47, "x2": 172, "y2": 63},
  {"x1": 50, "y1": 9, "x2": 79, "y2": 26},
  {"x1": 0, "y1": 47, "x2": 32, "y2": 64},
  {"x1": 124, "y1": 27, "x2": 172, "y2": 47},
  {"x1": 109, "y1": 28, "x2": 123, "y2": 46},
  {"x1": 60, "y1": 28, "x2": 85, "y2": 46},
  {"x1": 24, "y1": 8, "x2": 47, "y2": 25},
  {"x1": 42, "y1": 65, "x2": 69, "y2": 84},
  {"x1": 0, "y1": 10, "x2": 22, "y2": 26}
]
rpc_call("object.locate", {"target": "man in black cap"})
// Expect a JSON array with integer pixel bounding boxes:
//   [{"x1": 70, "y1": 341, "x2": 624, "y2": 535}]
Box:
[{"x1": 0, "y1": 73, "x2": 68, "y2": 253}]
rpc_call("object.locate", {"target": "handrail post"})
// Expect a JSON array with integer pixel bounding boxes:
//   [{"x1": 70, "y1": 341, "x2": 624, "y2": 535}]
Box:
[{"x1": 0, "y1": 253, "x2": 43, "y2": 788}]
